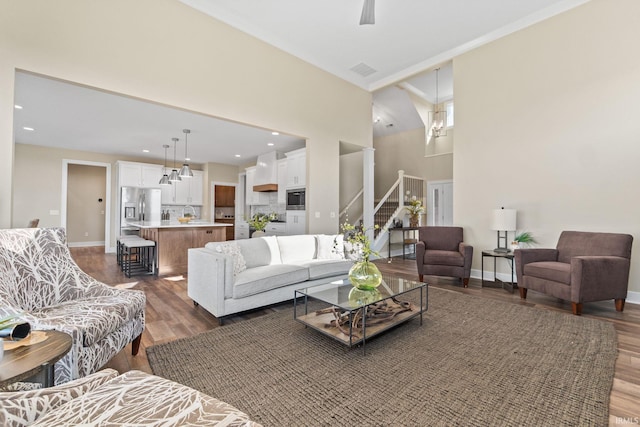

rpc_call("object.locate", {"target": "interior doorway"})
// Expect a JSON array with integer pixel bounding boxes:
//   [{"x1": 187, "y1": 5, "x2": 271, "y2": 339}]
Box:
[
  {"x1": 61, "y1": 160, "x2": 111, "y2": 252},
  {"x1": 427, "y1": 180, "x2": 453, "y2": 226}
]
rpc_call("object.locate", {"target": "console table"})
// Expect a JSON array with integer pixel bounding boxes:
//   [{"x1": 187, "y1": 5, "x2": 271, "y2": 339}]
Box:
[
  {"x1": 387, "y1": 227, "x2": 419, "y2": 260},
  {"x1": 481, "y1": 250, "x2": 516, "y2": 292}
]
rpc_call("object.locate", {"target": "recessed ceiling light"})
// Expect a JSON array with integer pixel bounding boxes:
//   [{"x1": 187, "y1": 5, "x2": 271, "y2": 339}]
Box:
[
  {"x1": 271, "y1": 132, "x2": 279, "y2": 136},
  {"x1": 185, "y1": 157, "x2": 190, "y2": 161},
  {"x1": 23, "y1": 127, "x2": 34, "y2": 131},
  {"x1": 267, "y1": 143, "x2": 274, "y2": 146},
  {"x1": 142, "y1": 149, "x2": 150, "y2": 153},
  {"x1": 234, "y1": 154, "x2": 241, "y2": 158},
  {"x1": 14, "y1": 105, "x2": 23, "y2": 109}
]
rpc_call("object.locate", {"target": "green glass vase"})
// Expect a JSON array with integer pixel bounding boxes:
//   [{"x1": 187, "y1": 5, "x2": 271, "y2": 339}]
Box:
[{"x1": 348, "y1": 260, "x2": 382, "y2": 291}]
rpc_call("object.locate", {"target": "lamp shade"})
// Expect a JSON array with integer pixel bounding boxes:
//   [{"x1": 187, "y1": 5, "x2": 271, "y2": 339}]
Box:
[{"x1": 491, "y1": 209, "x2": 516, "y2": 231}]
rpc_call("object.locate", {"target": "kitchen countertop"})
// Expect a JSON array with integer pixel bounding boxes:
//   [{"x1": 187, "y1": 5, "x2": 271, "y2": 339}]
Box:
[{"x1": 126, "y1": 220, "x2": 231, "y2": 229}]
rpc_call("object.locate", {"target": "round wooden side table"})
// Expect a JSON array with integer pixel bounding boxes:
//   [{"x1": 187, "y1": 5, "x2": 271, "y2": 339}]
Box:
[{"x1": 0, "y1": 330, "x2": 72, "y2": 388}]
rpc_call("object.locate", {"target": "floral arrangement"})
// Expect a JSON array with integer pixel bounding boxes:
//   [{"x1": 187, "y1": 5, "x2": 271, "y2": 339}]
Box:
[
  {"x1": 248, "y1": 212, "x2": 276, "y2": 231},
  {"x1": 406, "y1": 196, "x2": 425, "y2": 216},
  {"x1": 513, "y1": 231, "x2": 537, "y2": 244},
  {"x1": 338, "y1": 221, "x2": 380, "y2": 262}
]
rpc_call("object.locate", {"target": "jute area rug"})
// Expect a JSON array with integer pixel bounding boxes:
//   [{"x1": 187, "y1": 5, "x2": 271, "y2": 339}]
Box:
[{"x1": 146, "y1": 287, "x2": 616, "y2": 426}]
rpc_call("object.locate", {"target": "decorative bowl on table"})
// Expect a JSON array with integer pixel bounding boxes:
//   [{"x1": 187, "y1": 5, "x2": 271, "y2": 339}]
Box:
[{"x1": 178, "y1": 217, "x2": 191, "y2": 224}]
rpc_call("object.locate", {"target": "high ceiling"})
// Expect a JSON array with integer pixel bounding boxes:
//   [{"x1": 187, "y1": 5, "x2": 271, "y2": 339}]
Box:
[
  {"x1": 13, "y1": 0, "x2": 589, "y2": 164},
  {"x1": 181, "y1": 0, "x2": 588, "y2": 90}
]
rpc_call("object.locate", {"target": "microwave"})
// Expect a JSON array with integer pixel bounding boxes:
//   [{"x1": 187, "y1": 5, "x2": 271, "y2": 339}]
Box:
[{"x1": 286, "y1": 189, "x2": 306, "y2": 210}]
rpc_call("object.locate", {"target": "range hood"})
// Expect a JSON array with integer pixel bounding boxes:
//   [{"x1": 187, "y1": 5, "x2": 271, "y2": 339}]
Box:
[{"x1": 253, "y1": 151, "x2": 281, "y2": 192}]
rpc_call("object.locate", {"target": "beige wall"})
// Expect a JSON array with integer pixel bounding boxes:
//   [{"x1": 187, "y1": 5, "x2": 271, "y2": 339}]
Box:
[
  {"x1": 373, "y1": 127, "x2": 453, "y2": 199},
  {"x1": 0, "y1": 0, "x2": 371, "y2": 235},
  {"x1": 67, "y1": 164, "x2": 106, "y2": 245},
  {"x1": 454, "y1": 0, "x2": 640, "y2": 294}
]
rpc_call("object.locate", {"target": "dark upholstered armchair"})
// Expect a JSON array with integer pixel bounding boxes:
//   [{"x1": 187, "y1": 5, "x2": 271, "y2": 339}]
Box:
[
  {"x1": 416, "y1": 226, "x2": 473, "y2": 287},
  {"x1": 515, "y1": 231, "x2": 633, "y2": 315}
]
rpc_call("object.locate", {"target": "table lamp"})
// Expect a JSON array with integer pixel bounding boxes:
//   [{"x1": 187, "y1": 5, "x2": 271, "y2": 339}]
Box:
[{"x1": 491, "y1": 207, "x2": 516, "y2": 253}]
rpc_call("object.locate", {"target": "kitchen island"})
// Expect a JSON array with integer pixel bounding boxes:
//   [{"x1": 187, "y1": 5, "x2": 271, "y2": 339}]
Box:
[{"x1": 127, "y1": 220, "x2": 231, "y2": 275}]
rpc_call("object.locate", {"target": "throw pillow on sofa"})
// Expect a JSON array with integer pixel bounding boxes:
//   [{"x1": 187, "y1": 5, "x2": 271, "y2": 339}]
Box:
[
  {"x1": 212, "y1": 241, "x2": 246, "y2": 278},
  {"x1": 316, "y1": 234, "x2": 345, "y2": 260}
]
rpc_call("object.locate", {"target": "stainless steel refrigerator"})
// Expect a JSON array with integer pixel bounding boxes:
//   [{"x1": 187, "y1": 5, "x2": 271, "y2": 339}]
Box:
[{"x1": 120, "y1": 187, "x2": 161, "y2": 235}]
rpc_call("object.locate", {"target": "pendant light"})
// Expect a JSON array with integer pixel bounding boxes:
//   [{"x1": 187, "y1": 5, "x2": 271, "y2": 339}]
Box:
[
  {"x1": 158, "y1": 144, "x2": 171, "y2": 185},
  {"x1": 428, "y1": 67, "x2": 447, "y2": 138},
  {"x1": 179, "y1": 129, "x2": 193, "y2": 178},
  {"x1": 168, "y1": 137, "x2": 181, "y2": 182}
]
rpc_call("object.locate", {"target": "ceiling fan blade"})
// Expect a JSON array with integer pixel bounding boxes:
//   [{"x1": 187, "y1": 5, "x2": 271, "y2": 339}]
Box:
[{"x1": 360, "y1": 0, "x2": 375, "y2": 25}]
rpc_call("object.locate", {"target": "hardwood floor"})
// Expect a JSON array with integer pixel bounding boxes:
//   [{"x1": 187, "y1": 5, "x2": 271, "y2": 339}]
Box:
[{"x1": 71, "y1": 247, "x2": 640, "y2": 425}]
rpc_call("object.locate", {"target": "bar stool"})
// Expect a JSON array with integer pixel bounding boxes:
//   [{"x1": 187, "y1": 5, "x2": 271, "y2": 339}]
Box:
[
  {"x1": 120, "y1": 239, "x2": 157, "y2": 278},
  {"x1": 117, "y1": 235, "x2": 145, "y2": 267}
]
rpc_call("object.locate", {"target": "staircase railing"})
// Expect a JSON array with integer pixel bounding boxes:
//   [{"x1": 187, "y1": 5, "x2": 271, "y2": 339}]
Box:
[{"x1": 340, "y1": 170, "x2": 424, "y2": 255}]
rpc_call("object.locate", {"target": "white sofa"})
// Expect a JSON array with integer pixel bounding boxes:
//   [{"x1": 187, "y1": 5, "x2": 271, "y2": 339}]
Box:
[{"x1": 188, "y1": 234, "x2": 354, "y2": 322}]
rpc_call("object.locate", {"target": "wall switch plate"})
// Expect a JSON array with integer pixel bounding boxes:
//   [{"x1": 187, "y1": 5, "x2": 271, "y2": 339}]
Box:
[{"x1": 315, "y1": 211, "x2": 320, "y2": 218}]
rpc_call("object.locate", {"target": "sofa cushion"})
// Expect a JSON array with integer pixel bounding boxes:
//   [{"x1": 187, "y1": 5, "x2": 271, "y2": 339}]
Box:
[
  {"x1": 316, "y1": 234, "x2": 345, "y2": 260},
  {"x1": 277, "y1": 235, "x2": 317, "y2": 263},
  {"x1": 293, "y1": 259, "x2": 353, "y2": 280},
  {"x1": 233, "y1": 265, "x2": 309, "y2": 299},
  {"x1": 29, "y1": 291, "x2": 146, "y2": 347},
  {"x1": 524, "y1": 261, "x2": 571, "y2": 285},
  {"x1": 423, "y1": 249, "x2": 464, "y2": 267},
  {"x1": 236, "y1": 238, "x2": 273, "y2": 268}
]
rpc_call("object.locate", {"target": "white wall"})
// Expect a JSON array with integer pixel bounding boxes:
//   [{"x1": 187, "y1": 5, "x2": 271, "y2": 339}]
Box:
[
  {"x1": 454, "y1": 0, "x2": 640, "y2": 294},
  {"x1": 0, "y1": 0, "x2": 371, "y2": 236}
]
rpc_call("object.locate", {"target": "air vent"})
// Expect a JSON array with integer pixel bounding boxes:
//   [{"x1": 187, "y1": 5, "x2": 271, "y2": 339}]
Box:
[{"x1": 350, "y1": 62, "x2": 377, "y2": 77}]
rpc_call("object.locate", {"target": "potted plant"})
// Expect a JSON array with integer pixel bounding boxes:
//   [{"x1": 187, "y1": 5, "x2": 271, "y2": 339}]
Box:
[
  {"x1": 338, "y1": 221, "x2": 382, "y2": 290},
  {"x1": 511, "y1": 231, "x2": 537, "y2": 250},
  {"x1": 248, "y1": 212, "x2": 277, "y2": 237},
  {"x1": 406, "y1": 196, "x2": 425, "y2": 227}
]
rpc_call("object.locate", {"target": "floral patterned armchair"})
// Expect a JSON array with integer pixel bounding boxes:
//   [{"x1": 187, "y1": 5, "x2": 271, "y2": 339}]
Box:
[{"x1": 0, "y1": 228, "x2": 145, "y2": 384}]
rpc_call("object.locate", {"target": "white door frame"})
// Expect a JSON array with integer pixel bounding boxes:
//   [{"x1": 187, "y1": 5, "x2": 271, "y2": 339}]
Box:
[{"x1": 61, "y1": 159, "x2": 112, "y2": 253}]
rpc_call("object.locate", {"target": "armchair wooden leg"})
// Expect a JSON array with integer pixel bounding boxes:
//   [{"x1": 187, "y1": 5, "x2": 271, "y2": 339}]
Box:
[
  {"x1": 131, "y1": 333, "x2": 142, "y2": 356},
  {"x1": 418, "y1": 274, "x2": 424, "y2": 282},
  {"x1": 571, "y1": 302, "x2": 583, "y2": 316},
  {"x1": 615, "y1": 298, "x2": 625, "y2": 312},
  {"x1": 462, "y1": 278, "x2": 469, "y2": 288},
  {"x1": 519, "y1": 287, "x2": 527, "y2": 300}
]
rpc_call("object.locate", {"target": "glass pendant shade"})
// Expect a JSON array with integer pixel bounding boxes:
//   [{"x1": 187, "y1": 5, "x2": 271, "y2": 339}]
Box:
[{"x1": 179, "y1": 129, "x2": 193, "y2": 178}]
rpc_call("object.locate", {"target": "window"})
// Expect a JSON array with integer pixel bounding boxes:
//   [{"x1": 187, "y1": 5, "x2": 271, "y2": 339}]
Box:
[{"x1": 446, "y1": 102, "x2": 454, "y2": 128}]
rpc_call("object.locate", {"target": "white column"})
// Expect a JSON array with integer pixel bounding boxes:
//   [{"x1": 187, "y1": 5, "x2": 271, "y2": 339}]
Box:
[{"x1": 362, "y1": 147, "x2": 375, "y2": 242}]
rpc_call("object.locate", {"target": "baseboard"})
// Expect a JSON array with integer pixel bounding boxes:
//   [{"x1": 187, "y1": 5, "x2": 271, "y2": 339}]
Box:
[
  {"x1": 68, "y1": 240, "x2": 105, "y2": 248},
  {"x1": 471, "y1": 269, "x2": 640, "y2": 307}
]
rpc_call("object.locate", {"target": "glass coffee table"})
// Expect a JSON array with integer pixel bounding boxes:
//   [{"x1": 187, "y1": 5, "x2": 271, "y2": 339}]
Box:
[{"x1": 294, "y1": 275, "x2": 428, "y2": 354}]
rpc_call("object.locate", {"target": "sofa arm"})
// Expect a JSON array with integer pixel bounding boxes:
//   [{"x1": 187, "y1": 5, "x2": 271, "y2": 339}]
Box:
[
  {"x1": 514, "y1": 248, "x2": 559, "y2": 281},
  {"x1": 416, "y1": 241, "x2": 426, "y2": 276},
  {"x1": 571, "y1": 256, "x2": 631, "y2": 303},
  {"x1": 187, "y1": 248, "x2": 233, "y2": 319},
  {"x1": 459, "y1": 243, "x2": 473, "y2": 278},
  {"x1": 0, "y1": 368, "x2": 119, "y2": 426}
]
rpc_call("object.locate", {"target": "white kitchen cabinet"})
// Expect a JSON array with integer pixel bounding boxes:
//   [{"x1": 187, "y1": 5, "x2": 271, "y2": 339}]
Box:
[
  {"x1": 286, "y1": 211, "x2": 306, "y2": 235},
  {"x1": 277, "y1": 159, "x2": 287, "y2": 204},
  {"x1": 117, "y1": 161, "x2": 162, "y2": 188},
  {"x1": 285, "y1": 149, "x2": 306, "y2": 189},
  {"x1": 160, "y1": 170, "x2": 204, "y2": 205},
  {"x1": 245, "y1": 167, "x2": 270, "y2": 205},
  {"x1": 264, "y1": 222, "x2": 286, "y2": 237},
  {"x1": 235, "y1": 221, "x2": 249, "y2": 240}
]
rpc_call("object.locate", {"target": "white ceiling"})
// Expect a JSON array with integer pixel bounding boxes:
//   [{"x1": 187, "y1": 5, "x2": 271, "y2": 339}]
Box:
[
  {"x1": 181, "y1": 0, "x2": 589, "y2": 91},
  {"x1": 13, "y1": 0, "x2": 589, "y2": 164},
  {"x1": 13, "y1": 72, "x2": 305, "y2": 166}
]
